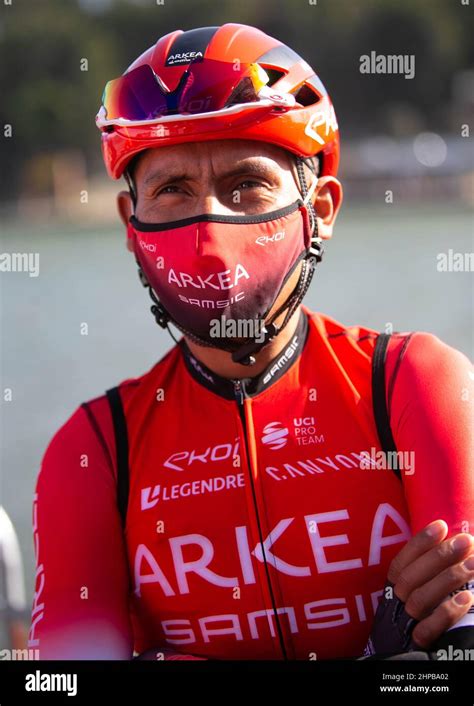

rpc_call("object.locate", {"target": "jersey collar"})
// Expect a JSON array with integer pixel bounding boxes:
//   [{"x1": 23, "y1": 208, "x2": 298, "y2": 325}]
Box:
[{"x1": 179, "y1": 309, "x2": 309, "y2": 400}]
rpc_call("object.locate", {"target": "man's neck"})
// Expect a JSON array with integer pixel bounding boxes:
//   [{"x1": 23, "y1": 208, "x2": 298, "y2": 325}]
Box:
[{"x1": 184, "y1": 306, "x2": 303, "y2": 380}]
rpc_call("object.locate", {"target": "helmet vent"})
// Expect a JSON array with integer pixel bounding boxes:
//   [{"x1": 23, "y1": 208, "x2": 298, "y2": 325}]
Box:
[
  {"x1": 260, "y1": 67, "x2": 286, "y2": 87},
  {"x1": 292, "y1": 83, "x2": 320, "y2": 107}
]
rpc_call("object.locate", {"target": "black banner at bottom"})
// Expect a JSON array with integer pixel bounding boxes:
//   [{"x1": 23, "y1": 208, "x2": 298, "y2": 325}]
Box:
[{"x1": 0, "y1": 659, "x2": 472, "y2": 703}]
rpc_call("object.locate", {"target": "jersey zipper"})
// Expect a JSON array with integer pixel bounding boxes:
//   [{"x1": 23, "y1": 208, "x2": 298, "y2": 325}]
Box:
[{"x1": 233, "y1": 379, "x2": 288, "y2": 660}]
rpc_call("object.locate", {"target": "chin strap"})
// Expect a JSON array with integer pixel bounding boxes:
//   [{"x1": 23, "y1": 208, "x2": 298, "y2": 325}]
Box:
[
  {"x1": 134, "y1": 155, "x2": 324, "y2": 365},
  {"x1": 229, "y1": 253, "x2": 317, "y2": 365}
]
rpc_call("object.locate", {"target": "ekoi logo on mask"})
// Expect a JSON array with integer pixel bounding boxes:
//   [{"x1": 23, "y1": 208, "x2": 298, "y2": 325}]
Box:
[
  {"x1": 255, "y1": 231, "x2": 285, "y2": 246},
  {"x1": 139, "y1": 240, "x2": 157, "y2": 253}
]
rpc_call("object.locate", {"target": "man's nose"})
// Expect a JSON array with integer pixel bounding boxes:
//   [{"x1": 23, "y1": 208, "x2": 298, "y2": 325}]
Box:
[
  {"x1": 191, "y1": 190, "x2": 234, "y2": 217},
  {"x1": 193, "y1": 191, "x2": 233, "y2": 258}
]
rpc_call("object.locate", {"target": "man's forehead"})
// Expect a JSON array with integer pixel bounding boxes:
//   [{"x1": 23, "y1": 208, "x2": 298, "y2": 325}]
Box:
[{"x1": 137, "y1": 141, "x2": 293, "y2": 180}]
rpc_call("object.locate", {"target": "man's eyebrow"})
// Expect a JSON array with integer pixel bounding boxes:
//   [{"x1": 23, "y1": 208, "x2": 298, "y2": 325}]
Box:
[
  {"x1": 219, "y1": 160, "x2": 279, "y2": 180},
  {"x1": 142, "y1": 159, "x2": 279, "y2": 187}
]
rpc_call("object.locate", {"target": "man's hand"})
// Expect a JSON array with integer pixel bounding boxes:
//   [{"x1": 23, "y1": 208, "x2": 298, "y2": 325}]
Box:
[{"x1": 388, "y1": 519, "x2": 474, "y2": 649}]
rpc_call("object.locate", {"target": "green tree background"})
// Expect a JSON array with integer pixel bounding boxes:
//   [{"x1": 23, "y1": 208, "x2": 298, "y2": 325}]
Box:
[{"x1": 1, "y1": 0, "x2": 472, "y2": 202}]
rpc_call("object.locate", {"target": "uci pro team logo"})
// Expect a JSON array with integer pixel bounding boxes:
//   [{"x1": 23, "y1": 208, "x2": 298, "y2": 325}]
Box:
[
  {"x1": 261, "y1": 418, "x2": 324, "y2": 450},
  {"x1": 261, "y1": 422, "x2": 289, "y2": 450}
]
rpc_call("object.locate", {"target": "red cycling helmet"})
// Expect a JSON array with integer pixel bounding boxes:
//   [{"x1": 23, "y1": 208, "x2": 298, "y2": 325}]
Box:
[{"x1": 96, "y1": 23, "x2": 340, "y2": 180}]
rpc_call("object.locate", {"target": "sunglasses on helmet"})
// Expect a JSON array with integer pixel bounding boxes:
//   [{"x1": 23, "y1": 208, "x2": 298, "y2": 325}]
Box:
[{"x1": 96, "y1": 59, "x2": 295, "y2": 127}]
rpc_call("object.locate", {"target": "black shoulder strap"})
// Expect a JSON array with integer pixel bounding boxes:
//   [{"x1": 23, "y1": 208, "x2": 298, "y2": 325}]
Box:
[
  {"x1": 106, "y1": 386, "x2": 130, "y2": 528},
  {"x1": 372, "y1": 333, "x2": 401, "y2": 480}
]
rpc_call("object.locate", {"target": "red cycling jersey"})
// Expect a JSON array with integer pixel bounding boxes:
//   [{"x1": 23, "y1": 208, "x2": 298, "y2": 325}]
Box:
[{"x1": 28, "y1": 307, "x2": 473, "y2": 659}]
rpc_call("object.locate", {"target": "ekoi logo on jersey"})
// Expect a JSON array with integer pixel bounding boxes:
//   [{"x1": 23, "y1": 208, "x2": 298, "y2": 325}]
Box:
[{"x1": 163, "y1": 438, "x2": 241, "y2": 472}]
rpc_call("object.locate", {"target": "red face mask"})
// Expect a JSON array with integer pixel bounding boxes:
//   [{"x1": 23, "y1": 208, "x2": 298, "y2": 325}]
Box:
[{"x1": 127, "y1": 198, "x2": 315, "y2": 343}]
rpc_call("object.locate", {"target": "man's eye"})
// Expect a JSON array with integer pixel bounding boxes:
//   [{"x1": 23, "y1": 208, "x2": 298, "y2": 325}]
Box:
[
  {"x1": 157, "y1": 185, "x2": 181, "y2": 195},
  {"x1": 155, "y1": 181, "x2": 264, "y2": 197},
  {"x1": 236, "y1": 180, "x2": 264, "y2": 190}
]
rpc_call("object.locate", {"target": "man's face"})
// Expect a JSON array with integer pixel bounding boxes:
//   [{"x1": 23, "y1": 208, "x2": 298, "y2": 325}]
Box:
[
  {"x1": 129, "y1": 139, "x2": 309, "y2": 223},
  {"x1": 117, "y1": 138, "x2": 342, "y2": 336}
]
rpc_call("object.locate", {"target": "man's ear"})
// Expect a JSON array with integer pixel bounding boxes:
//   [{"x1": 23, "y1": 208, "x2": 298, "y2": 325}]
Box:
[
  {"x1": 117, "y1": 190, "x2": 135, "y2": 252},
  {"x1": 311, "y1": 176, "x2": 343, "y2": 240}
]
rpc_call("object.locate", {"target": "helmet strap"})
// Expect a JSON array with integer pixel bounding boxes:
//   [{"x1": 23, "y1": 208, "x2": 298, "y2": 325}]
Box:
[
  {"x1": 296, "y1": 156, "x2": 317, "y2": 235},
  {"x1": 124, "y1": 169, "x2": 138, "y2": 213}
]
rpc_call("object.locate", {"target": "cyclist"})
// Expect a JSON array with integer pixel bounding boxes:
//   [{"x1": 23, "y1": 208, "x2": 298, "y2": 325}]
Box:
[{"x1": 29, "y1": 23, "x2": 473, "y2": 660}]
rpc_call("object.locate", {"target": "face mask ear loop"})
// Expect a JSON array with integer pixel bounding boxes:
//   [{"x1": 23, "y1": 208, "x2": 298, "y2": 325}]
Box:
[
  {"x1": 302, "y1": 173, "x2": 323, "y2": 258},
  {"x1": 302, "y1": 174, "x2": 318, "y2": 207}
]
